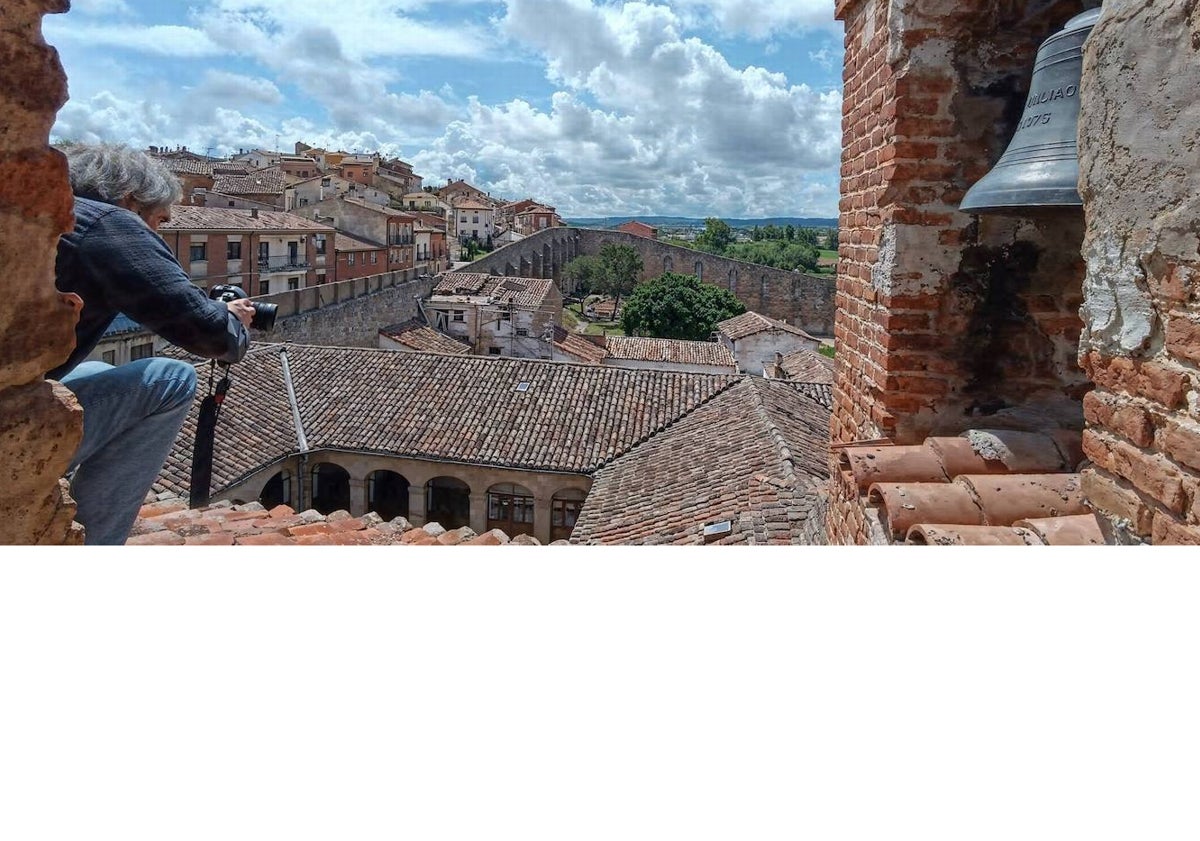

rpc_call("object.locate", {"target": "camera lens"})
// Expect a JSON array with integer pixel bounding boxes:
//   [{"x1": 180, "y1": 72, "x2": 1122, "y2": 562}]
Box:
[{"x1": 251, "y1": 302, "x2": 278, "y2": 332}]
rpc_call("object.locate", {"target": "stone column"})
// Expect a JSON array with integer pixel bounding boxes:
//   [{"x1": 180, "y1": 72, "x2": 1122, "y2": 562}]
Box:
[
  {"x1": 468, "y1": 491, "x2": 489, "y2": 536},
  {"x1": 349, "y1": 476, "x2": 368, "y2": 518},
  {"x1": 0, "y1": 0, "x2": 84, "y2": 544},
  {"x1": 533, "y1": 493, "x2": 554, "y2": 545}
]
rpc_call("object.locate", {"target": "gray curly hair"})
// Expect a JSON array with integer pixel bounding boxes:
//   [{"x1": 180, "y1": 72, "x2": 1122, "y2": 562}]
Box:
[{"x1": 62, "y1": 143, "x2": 183, "y2": 212}]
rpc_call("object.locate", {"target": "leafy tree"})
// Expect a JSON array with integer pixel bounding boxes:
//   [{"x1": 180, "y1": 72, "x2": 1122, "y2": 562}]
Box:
[
  {"x1": 694, "y1": 217, "x2": 735, "y2": 255},
  {"x1": 563, "y1": 254, "x2": 605, "y2": 309},
  {"x1": 620, "y1": 273, "x2": 746, "y2": 341},
  {"x1": 723, "y1": 239, "x2": 820, "y2": 272},
  {"x1": 596, "y1": 243, "x2": 643, "y2": 313}
]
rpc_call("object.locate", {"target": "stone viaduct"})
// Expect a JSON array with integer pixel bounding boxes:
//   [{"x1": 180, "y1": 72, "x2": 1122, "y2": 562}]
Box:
[{"x1": 461, "y1": 227, "x2": 837, "y2": 336}]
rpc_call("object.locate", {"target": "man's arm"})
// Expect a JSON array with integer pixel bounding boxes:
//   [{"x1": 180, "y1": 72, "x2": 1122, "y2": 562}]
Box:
[{"x1": 77, "y1": 207, "x2": 251, "y2": 363}]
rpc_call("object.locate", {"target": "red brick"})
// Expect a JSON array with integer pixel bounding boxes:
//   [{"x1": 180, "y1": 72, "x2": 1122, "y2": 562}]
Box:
[
  {"x1": 1165, "y1": 312, "x2": 1200, "y2": 365},
  {"x1": 137, "y1": 499, "x2": 189, "y2": 519},
  {"x1": 1082, "y1": 391, "x2": 1154, "y2": 448},
  {"x1": 1109, "y1": 439, "x2": 1189, "y2": 514},
  {"x1": 1160, "y1": 422, "x2": 1200, "y2": 473},
  {"x1": 1080, "y1": 469, "x2": 1155, "y2": 537},
  {"x1": 268, "y1": 505, "x2": 296, "y2": 519},
  {"x1": 237, "y1": 532, "x2": 295, "y2": 546},
  {"x1": 330, "y1": 517, "x2": 366, "y2": 533},
  {"x1": 1084, "y1": 353, "x2": 1190, "y2": 409},
  {"x1": 185, "y1": 533, "x2": 237, "y2": 546},
  {"x1": 288, "y1": 522, "x2": 333, "y2": 537}
]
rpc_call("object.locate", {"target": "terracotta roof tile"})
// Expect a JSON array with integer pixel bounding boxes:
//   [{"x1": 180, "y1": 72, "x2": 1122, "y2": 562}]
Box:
[
  {"x1": 772, "y1": 349, "x2": 834, "y2": 384},
  {"x1": 717, "y1": 311, "x2": 819, "y2": 342},
  {"x1": 432, "y1": 273, "x2": 555, "y2": 308},
  {"x1": 153, "y1": 343, "x2": 740, "y2": 499},
  {"x1": 570, "y1": 379, "x2": 830, "y2": 545},
  {"x1": 604, "y1": 336, "x2": 737, "y2": 369},
  {"x1": 335, "y1": 233, "x2": 383, "y2": 251},
  {"x1": 161, "y1": 206, "x2": 334, "y2": 233},
  {"x1": 211, "y1": 166, "x2": 286, "y2": 196},
  {"x1": 379, "y1": 320, "x2": 472, "y2": 355},
  {"x1": 551, "y1": 326, "x2": 607, "y2": 364}
]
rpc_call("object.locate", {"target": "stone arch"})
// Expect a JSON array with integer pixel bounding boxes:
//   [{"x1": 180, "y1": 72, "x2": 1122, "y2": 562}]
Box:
[
  {"x1": 367, "y1": 469, "x2": 410, "y2": 522},
  {"x1": 426, "y1": 476, "x2": 471, "y2": 530},
  {"x1": 311, "y1": 462, "x2": 351, "y2": 515},
  {"x1": 542, "y1": 243, "x2": 553, "y2": 279},
  {"x1": 694, "y1": 260, "x2": 703, "y2": 281},
  {"x1": 486, "y1": 481, "x2": 535, "y2": 538},
  {"x1": 505, "y1": 262, "x2": 516, "y2": 277},
  {"x1": 532, "y1": 250, "x2": 543, "y2": 278},
  {"x1": 259, "y1": 469, "x2": 293, "y2": 510},
  {"x1": 520, "y1": 256, "x2": 531, "y2": 277},
  {"x1": 730, "y1": 269, "x2": 738, "y2": 295},
  {"x1": 550, "y1": 487, "x2": 588, "y2": 543},
  {"x1": 663, "y1": 255, "x2": 674, "y2": 272}
]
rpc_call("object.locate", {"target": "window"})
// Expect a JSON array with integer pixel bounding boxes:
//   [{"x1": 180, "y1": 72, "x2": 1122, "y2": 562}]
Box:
[
  {"x1": 227, "y1": 241, "x2": 242, "y2": 260},
  {"x1": 452, "y1": 310, "x2": 465, "y2": 322},
  {"x1": 189, "y1": 243, "x2": 206, "y2": 262},
  {"x1": 347, "y1": 253, "x2": 355, "y2": 266},
  {"x1": 315, "y1": 236, "x2": 326, "y2": 255},
  {"x1": 101, "y1": 350, "x2": 116, "y2": 365},
  {"x1": 371, "y1": 252, "x2": 378, "y2": 264},
  {"x1": 516, "y1": 328, "x2": 529, "y2": 337},
  {"x1": 259, "y1": 280, "x2": 270, "y2": 295},
  {"x1": 487, "y1": 483, "x2": 535, "y2": 537},
  {"x1": 473, "y1": 214, "x2": 479, "y2": 224},
  {"x1": 130, "y1": 342, "x2": 153, "y2": 361},
  {"x1": 488, "y1": 346, "x2": 502, "y2": 355},
  {"x1": 287, "y1": 277, "x2": 300, "y2": 291},
  {"x1": 317, "y1": 273, "x2": 327, "y2": 284},
  {"x1": 499, "y1": 310, "x2": 510, "y2": 321},
  {"x1": 551, "y1": 488, "x2": 587, "y2": 541}
]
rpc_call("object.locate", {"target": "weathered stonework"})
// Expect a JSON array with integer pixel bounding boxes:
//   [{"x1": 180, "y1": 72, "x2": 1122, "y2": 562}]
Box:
[
  {"x1": 0, "y1": 0, "x2": 82, "y2": 545},
  {"x1": 1076, "y1": 0, "x2": 1200, "y2": 542}
]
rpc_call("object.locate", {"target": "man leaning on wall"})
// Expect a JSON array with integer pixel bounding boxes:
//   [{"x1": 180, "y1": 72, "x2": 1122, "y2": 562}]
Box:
[{"x1": 48, "y1": 144, "x2": 256, "y2": 545}]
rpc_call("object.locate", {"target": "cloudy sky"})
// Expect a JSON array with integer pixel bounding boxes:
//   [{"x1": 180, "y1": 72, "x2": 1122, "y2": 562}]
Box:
[{"x1": 44, "y1": 0, "x2": 844, "y2": 219}]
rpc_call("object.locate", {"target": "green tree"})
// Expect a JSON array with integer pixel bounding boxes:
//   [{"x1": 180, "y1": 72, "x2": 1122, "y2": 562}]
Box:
[
  {"x1": 694, "y1": 217, "x2": 734, "y2": 255},
  {"x1": 563, "y1": 254, "x2": 605, "y2": 309},
  {"x1": 596, "y1": 243, "x2": 643, "y2": 313},
  {"x1": 620, "y1": 272, "x2": 746, "y2": 341}
]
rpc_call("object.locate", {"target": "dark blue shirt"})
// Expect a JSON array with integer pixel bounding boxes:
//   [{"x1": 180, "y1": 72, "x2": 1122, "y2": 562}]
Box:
[{"x1": 49, "y1": 197, "x2": 249, "y2": 379}]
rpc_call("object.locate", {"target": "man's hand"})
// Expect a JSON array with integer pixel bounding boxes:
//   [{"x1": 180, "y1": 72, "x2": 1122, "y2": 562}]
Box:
[{"x1": 226, "y1": 298, "x2": 255, "y2": 330}]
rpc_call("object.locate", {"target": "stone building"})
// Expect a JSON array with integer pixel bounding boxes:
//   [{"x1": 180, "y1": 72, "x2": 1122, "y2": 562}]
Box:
[
  {"x1": 299, "y1": 196, "x2": 416, "y2": 273},
  {"x1": 425, "y1": 272, "x2": 562, "y2": 358},
  {"x1": 716, "y1": 311, "x2": 822, "y2": 375},
  {"x1": 826, "y1": 0, "x2": 1200, "y2": 544}
]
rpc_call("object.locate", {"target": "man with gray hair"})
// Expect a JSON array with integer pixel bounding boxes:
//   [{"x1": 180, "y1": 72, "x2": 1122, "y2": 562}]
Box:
[{"x1": 49, "y1": 143, "x2": 256, "y2": 545}]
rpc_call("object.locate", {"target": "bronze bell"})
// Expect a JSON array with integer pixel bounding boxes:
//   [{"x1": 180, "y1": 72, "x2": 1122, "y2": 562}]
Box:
[{"x1": 960, "y1": 7, "x2": 1102, "y2": 214}]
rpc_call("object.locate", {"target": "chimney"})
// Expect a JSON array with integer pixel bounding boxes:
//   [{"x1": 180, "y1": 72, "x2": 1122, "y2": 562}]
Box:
[{"x1": 251, "y1": 208, "x2": 259, "y2": 218}]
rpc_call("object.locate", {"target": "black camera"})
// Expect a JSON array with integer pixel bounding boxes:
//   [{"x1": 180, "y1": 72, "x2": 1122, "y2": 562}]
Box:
[{"x1": 208, "y1": 284, "x2": 278, "y2": 332}]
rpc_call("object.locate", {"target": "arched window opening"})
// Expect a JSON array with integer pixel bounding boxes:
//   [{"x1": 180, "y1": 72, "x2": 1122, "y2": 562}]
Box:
[
  {"x1": 694, "y1": 261, "x2": 703, "y2": 281},
  {"x1": 426, "y1": 477, "x2": 471, "y2": 530},
  {"x1": 550, "y1": 488, "x2": 587, "y2": 542},
  {"x1": 368, "y1": 470, "x2": 410, "y2": 522},
  {"x1": 487, "y1": 482, "x2": 535, "y2": 538},
  {"x1": 663, "y1": 255, "x2": 674, "y2": 272},
  {"x1": 259, "y1": 470, "x2": 291, "y2": 510},
  {"x1": 310, "y1": 462, "x2": 351, "y2": 515}
]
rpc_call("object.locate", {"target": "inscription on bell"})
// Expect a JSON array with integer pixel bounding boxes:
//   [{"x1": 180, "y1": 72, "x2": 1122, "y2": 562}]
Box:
[{"x1": 1026, "y1": 84, "x2": 1079, "y2": 109}]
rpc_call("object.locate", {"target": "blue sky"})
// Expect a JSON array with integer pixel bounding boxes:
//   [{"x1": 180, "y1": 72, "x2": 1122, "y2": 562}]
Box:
[{"x1": 44, "y1": 0, "x2": 844, "y2": 218}]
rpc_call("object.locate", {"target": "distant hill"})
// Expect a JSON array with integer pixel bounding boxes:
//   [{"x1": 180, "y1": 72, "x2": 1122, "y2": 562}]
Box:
[{"x1": 564, "y1": 216, "x2": 838, "y2": 230}]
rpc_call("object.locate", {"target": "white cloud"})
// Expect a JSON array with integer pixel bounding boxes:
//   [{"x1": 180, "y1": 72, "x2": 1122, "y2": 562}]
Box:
[
  {"x1": 192, "y1": 70, "x2": 284, "y2": 106},
  {"x1": 66, "y1": 0, "x2": 135, "y2": 16},
  {"x1": 673, "y1": 0, "x2": 837, "y2": 39},
  {"x1": 43, "y1": 22, "x2": 228, "y2": 58}
]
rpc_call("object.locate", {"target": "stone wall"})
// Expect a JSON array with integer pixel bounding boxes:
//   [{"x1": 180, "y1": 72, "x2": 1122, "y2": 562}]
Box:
[
  {"x1": 256, "y1": 271, "x2": 436, "y2": 348},
  {"x1": 0, "y1": 0, "x2": 84, "y2": 544},
  {"x1": 1075, "y1": 0, "x2": 1200, "y2": 544},
  {"x1": 463, "y1": 227, "x2": 836, "y2": 336}
]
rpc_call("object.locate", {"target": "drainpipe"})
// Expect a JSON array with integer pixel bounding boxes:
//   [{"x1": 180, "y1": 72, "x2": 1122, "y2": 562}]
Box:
[{"x1": 280, "y1": 348, "x2": 310, "y2": 511}]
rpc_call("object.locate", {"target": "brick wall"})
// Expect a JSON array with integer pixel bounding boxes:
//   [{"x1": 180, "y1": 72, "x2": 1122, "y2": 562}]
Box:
[
  {"x1": 0, "y1": 0, "x2": 84, "y2": 544},
  {"x1": 828, "y1": 0, "x2": 1095, "y2": 544},
  {"x1": 1075, "y1": 0, "x2": 1200, "y2": 544}
]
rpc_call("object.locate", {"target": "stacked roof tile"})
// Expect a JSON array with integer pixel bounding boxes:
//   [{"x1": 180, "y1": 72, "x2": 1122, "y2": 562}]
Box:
[
  {"x1": 161, "y1": 206, "x2": 333, "y2": 232},
  {"x1": 212, "y1": 166, "x2": 286, "y2": 196},
  {"x1": 570, "y1": 379, "x2": 831, "y2": 545},
  {"x1": 432, "y1": 273, "x2": 555, "y2": 307},
  {"x1": 379, "y1": 320, "x2": 471, "y2": 355},
  {"x1": 604, "y1": 336, "x2": 737, "y2": 368},
  {"x1": 153, "y1": 344, "x2": 739, "y2": 500},
  {"x1": 129, "y1": 499, "x2": 548, "y2": 546},
  {"x1": 835, "y1": 428, "x2": 1111, "y2": 545},
  {"x1": 717, "y1": 311, "x2": 819, "y2": 342},
  {"x1": 769, "y1": 349, "x2": 835, "y2": 384},
  {"x1": 551, "y1": 326, "x2": 607, "y2": 365}
]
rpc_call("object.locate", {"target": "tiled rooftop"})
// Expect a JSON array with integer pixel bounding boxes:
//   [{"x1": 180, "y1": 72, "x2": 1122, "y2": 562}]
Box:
[
  {"x1": 161, "y1": 206, "x2": 334, "y2": 233},
  {"x1": 432, "y1": 273, "x2": 556, "y2": 308},
  {"x1": 769, "y1": 349, "x2": 835, "y2": 384},
  {"x1": 835, "y1": 429, "x2": 1111, "y2": 545},
  {"x1": 604, "y1": 336, "x2": 737, "y2": 368},
  {"x1": 379, "y1": 320, "x2": 472, "y2": 355},
  {"x1": 551, "y1": 326, "x2": 608, "y2": 365},
  {"x1": 153, "y1": 344, "x2": 739, "y2": 500},
  {"x1": 717, "y1": 311, "x2": 819, "y2": 342},
  {"x1": 334, "y1": 233, "x2": 383, "y2": 251},
  {"x1": 129, "y1": 499, "x2": 552, "y2": 546},
  {"x1": 212, "y1": 166, "x2": 286, "y2": 196},
  {"x1": 156, "y1": 158, "x2": 215, "y2": 177},
  {"x1": 571, "y1": 379, "x2": 831, "y2": 545}
]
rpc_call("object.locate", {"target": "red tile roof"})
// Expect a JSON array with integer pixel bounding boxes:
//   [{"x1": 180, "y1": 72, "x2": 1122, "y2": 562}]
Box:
[
  {"x1": 161, "y1": 206, "x2": 334, "y2": 233},
  {"x1": 770, "y1": 349, "x2": 834, "y2": 384},
  {"x1": 153, "y1": 344, "x2": 740, "y2": 500},
  {"x1": 379, "y1": 320, "x2": 471, "y2": 355},
  {"x1": 334, "y1": 233, "x2": 383, "y2": 251},
  {"x1": 604, "y1": 336, "x2": 737, "y2": 369},
  {"x1": 834, "y1": 428, "x2": 1110, "y2": 545},
  {"x1": 570, "y1": 379, "x2": 831, "y2": 545},
  {"x1": 717, "y1": 311, "x2": 819, "y2": 342},
  {"x1": 128, "y1": 499, "x2": 547, "y2": 546},
  {"x1": 432, "y1": 273, "x2": 556, "y2": 308},
  {"x1": 551, "y1": 326, "x2": 607, "y2": 364},
  {"x1": 212, "y1": 166, "x2": 287, "y2": 196}
]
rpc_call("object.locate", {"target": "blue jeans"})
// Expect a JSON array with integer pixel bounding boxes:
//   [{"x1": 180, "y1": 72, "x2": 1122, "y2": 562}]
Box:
[{"x1": 59, "y1": 359, "x2": 197, "y2": 545}]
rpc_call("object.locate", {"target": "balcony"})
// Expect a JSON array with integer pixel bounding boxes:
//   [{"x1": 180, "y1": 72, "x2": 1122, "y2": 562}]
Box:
[
  {"x1": 388, "y1": 236, "x2": 414, "y2": 246},
  {"x1": 258, "y1": 256, "x2": 311, "y2": 273}
]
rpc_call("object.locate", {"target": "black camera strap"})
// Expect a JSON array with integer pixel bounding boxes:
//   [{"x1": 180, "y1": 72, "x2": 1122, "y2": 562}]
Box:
[{"x1": 189, "y1": 361, "x2": 232, "y2": 508}]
